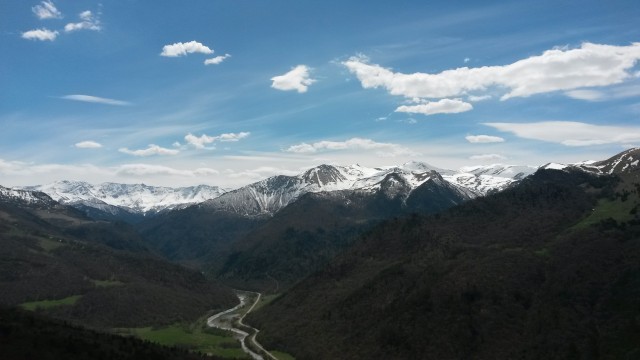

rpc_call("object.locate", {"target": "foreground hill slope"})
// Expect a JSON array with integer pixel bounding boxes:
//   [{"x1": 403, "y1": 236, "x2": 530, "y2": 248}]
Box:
[
  {"x1": 249, "y1": 167, "x2": 640, "y2": 360},
  {"x1": 0, "y1": 307, "x2": 227, "y2": 360},
  {"x1": 0, "y1": 187, "x2": 236, "y2": 328}
]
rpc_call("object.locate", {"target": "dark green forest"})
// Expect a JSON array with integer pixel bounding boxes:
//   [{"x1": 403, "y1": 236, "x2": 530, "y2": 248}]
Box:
[{"x1": 248, "y1": 169, "x2": 640, "y2": 359}]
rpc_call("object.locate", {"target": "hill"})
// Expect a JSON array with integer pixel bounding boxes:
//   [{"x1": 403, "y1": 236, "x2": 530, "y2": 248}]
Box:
[
  {"x1": 0, "y1": 186, "x2": 236, "y2": 328},
  {"x1": 248, "y1": 168, "x2": 640, "y2": 359}
]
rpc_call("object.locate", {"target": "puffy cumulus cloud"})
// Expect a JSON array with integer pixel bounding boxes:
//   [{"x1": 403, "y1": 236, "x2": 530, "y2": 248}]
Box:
[
  {"x1": 61, "y1": 94, "x2": 130, "y2": 106},
  {"x1": 271, "y1": 65, "x2": 316, "y2": 93},
  {"x1": 469, "y1": 154, "x2": 507, "y2": 161},
  {"x1": 285, "y1": 137, "x2": 417, "y2": 157},
  {"x1": 75, "y1": 141, "x2": 102, "y2": 149},
  {"x1": 32, "y1": 0, "x2": 62, "y2": 19},
  {"x1": 22, "y1": 28, "x2": 58, "y2": 41},
  {"x1": 65, "y1": 10, "x2": 101, "y2": 32},
  {"x1": 395, "y1": 98, "x2": 472, "y2": 115},
  {"x1": 184, "y1": 132, "x2": 250, "y2": 149},
  {"x1": 185, "y1": 133, "x2": 216, "y2": 149},
  {"x1": 204, "y1": 54, "x2": 231, "y2": 65},
  {"x1": 485, "y1": 121, "x2": 640, "y2": 147},
  {"x1": 118, "y1": 144, "x2": 180, "y2": 156},
  {"x1": 160, "y1": 41, "x2": 213, "y2": 57},
  {"x1": 343, "y1": 42, "x2": 640, "y2": 102},
  {"x1": 465, "y1": 135, "x2": 505, "y2": 143}
]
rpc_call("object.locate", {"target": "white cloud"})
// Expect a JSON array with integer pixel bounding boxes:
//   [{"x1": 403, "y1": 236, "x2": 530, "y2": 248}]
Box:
[
  {"x1": 395, "y1": 98, "x2": 472, "y2": 115},
  {"x1": 464, "y1": 57, "x2": 470, "y2": 63},
  {"x1": 467, "y1": 94, "x2": 492, "y2": 102},
  {"x1": 118, "y1": 145, "x2": 180, "y2": 156},
  {"x1": 485, "y1": 121, "x2": 640, "y2": 146},
  {"x1": 271, "y1": 65, "x2": 316, "y2": 93},
  {"x1": 566, "y1": 84, "x2": 640, "y2": 102},
  {"x1": 184, "y1": 132, "x2": 250, "y2": 149},
  {"x1": 285, "y1": 137, "x2": 417, "y2": 157},
  {"x1": 75, "y1": 141, "x2": 103, "y2": 149},
  {"x1": 184, "y1": 134, "x2": 216, "y2": 149},
  {"x1": 160, "y1": 41, "x2": 213, "y2": 57},
  {"x1": 343, "y1": 42, "x2": 640, "y2": 102},
  {"x1": 61, "y1": 94, "x2": 130, "y2": 106},
  {"x1": 565, "y1": 89, "x2": 605, "y2": 101},
  {"x1": 32, "y1": 0, "x2": 62, "y2": 19},
  {"x1": 465, "y1": 135, "x2": 505, "y2": 143},
  {"x1": 217, "y1": 132, "x2": 250, "y2": 142},
  {"x1": 469, "y1": 154, "x2": 507, "y2": 161},
  {"x1": 204, "y1": 54, "x2": 231, "y2": 65},
  {"x1": 22, "y1": 28, "x2": 58, "y2": 41},
  {"x1": 116, "y1": 164, "x2": 195, "y2": 177},
  {"x1": 65, "y1": 10, "x2": 101, "y2": 32}
]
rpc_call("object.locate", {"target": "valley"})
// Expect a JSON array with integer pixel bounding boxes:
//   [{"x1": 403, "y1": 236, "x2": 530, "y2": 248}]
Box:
[{"x1": 1, "y1": 148, "x2": 640, "y2": 359}]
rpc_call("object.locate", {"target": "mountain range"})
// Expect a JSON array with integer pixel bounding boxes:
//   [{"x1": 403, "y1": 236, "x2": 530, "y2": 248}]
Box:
[
  {"x1": 1, "y1": 148, "x2": 639, "y2": 359},
  {"x1": 17, "y1": 161, "x2": 539, "y2": 222}
]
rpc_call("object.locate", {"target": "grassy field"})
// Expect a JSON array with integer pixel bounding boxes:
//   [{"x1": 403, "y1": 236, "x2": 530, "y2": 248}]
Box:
[
  {"x1": 573, "y1": 197, "x2": 636, "y2": 229},
  {"x1": 20, "y1": 294, "x2": 83, "y2": 311},
  {"x1": 116, "y1": 314, "x2": 249, "y2": 359},
  {"x1": 252, "y1": 293, "x2": 280, "y2": 312}
]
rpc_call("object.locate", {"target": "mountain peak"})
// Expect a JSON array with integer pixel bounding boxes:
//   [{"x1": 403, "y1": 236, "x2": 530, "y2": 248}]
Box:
[
  {"x1": 301, "y1": 164, "x2": 347, "y2": 187},
  {"x1": 590, "y1": 147, "x2": 640, "y2": 174}
]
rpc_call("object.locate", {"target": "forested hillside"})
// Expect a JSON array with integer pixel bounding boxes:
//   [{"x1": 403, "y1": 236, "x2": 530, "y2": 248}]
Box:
[{"x1": 249, "y1": 169, "x2": 640, "y2": 359}]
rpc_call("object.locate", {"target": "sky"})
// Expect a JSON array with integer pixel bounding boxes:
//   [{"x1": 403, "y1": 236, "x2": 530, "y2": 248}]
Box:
[{"x1": 1, "y1": 0, "x2": 639, "y2": 188}]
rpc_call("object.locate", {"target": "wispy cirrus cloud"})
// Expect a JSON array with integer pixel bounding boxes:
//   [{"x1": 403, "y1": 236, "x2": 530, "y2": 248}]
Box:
[
  {"x1": 204, "y1": 54, "x2": 231, "y2": 65},
  {"x1": 75, "y1": 141, "x2": 103, "y2": 149},
  {"x1": 485, "y1": 121, "x2": 640, "y2": 146},
  {"x1": 22, "y1": 28, "x2": 58, "y2": 41},
  {"x1": 118, "y1": 145, "x2": 180, "y2": 156},
  {"x1": 65, "y1": 10, "x2": 101, "y2": 32},
  {"x1": 184, "y1": 132, "x2": 250, "y2": 149},
  {"x1": 115, "y1": 164, "x2": 218, "y2": 177},
  {"x1": 343, "y1": 42, "x2": 640, "y2": 114},
  {"x1": 465, "y1": 135, "x2": 505, "y2": 143},
  {"x1": 32, "y1": 0, "x2": 62, "y2": 19},
  {"x1": 160, "y1": 41, "x2": 213, "y2": 57},
  {"x1": 61, "y1": 94, "x2": 131, "y2": 106},
  {"x1": 469, "y1": 153, "x2": 507, "y2": 161},
  {"x1": 271, "y1": 65, "x2": 316, "y2": 93},
  {"x1": 285, "y1": 137, "x2": 417, "y2": 157}
]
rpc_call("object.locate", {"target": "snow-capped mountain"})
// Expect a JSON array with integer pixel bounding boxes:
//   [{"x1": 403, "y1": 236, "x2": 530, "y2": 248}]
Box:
[
  {"x1": 445, "y1": 164, "x2": 538, "y2": 195},
  {"x1": 202, "y1": 162, "x2": 533, "y2": 216},
  {"x1": 0, "y1": 185, "x2": 55, "y2": 207},
  {"x1": 21, "y1": 181, "x2": 227, "y2": 215},
  {"x1": 14, "y1": 160, "x2": 543, "y2": 220},
  {"x1": 577, "y1": 147, "x2": 640, "y2": 175}
]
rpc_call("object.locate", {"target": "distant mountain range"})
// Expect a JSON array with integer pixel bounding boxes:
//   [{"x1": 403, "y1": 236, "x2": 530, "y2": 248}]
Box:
[
  {"x1": 14, "y1": 162, "x2": 539, "y2": 221},
  {"x1": 7, "y1": 148, "x2": 640, "y2": 224}
]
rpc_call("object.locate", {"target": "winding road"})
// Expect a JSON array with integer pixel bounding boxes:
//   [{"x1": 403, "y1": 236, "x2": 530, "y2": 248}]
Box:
[{"x1": 207, "y1": 290, "x2": 278, "y2": 360}]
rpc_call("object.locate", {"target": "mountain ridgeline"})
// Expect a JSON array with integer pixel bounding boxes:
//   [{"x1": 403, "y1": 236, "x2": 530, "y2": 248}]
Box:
[
  {"x1": 1, "y1": 148, "x2": 639, "y2": 359},
  {"x1": 248, "y1": 165, "x2": 640, "y2": 359}
]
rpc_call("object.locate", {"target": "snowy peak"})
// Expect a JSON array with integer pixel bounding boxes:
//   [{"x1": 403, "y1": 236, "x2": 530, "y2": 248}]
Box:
[
  {"x1": 301, "y1": 165, "x2": 349, "y2": 188},
  {"x1": 458, "y1": 164, "x2": 538, "y2": 180},
  {"x1": 538, "y1": 148, "x2": 640, "y2": 176},
  {"x1": 0, "y1": 185, "x2": 56, "y2": 207},
  {"x1": 23, "y1": 181, "x2": 227, "y2": 214},
  {"x1": 586, "y1": 147, "x2": 640, "y2": 174}
]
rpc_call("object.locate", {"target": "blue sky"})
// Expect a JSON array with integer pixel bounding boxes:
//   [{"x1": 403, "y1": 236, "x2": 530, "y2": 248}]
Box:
[{"x1": 1, "y1": 0, "x2": 639, "y2": 187}]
